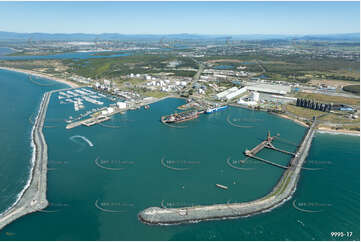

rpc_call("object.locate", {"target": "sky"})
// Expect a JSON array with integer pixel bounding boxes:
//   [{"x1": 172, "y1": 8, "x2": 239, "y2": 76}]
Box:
[{"x1": 0, "y1": 1, "x2": 359, "y2": 35}]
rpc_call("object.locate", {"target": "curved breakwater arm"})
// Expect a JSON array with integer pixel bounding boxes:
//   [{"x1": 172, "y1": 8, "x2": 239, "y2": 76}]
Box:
[{"x1": 138, "y1": 121, "x2": 318, "y2": 225}]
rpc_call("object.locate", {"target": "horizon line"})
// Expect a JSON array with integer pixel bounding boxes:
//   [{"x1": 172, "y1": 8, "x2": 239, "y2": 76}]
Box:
[{"x1": 0, "y1": 30, "x2": 360, "y2": 36}]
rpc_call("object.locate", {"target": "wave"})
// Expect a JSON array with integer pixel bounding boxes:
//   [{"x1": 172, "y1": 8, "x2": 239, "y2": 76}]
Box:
[{"x1": 70, "y1": 135, "x2": 94, "y2": 147}]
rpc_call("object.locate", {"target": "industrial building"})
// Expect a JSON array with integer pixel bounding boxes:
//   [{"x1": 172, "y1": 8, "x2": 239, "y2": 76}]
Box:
[
  {"x1": 225, "y1": 87, "x2": 247, "y2": 100},
  {"x1": 215, "y1": 87, "x2": 238, "y2": 100},
  {"x1": 246, "y1": 84, "x2": 291, "y2": 95},
  {"x1": 238, "y1": 92, "x2": 260, "y2": 106}
]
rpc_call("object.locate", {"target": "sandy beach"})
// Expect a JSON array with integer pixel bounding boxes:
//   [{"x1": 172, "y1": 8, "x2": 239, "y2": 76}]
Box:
[
  {"x1": 317, "y1": 127, "x2": 360, "y2": 136},
  {"x1": 0, "y1": 66, "x2": 79, "y2": 88},
  {"x1": 275, "y1": 113, "x2": 309, "y2": 128}
]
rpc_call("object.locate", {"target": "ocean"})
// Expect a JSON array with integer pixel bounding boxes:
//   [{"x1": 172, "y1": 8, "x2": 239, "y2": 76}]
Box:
[{"x1": 0, "y1": 69, "x2": 359, "y2": 240}]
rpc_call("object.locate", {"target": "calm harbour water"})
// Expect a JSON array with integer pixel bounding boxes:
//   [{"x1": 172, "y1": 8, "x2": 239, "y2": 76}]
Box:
[{"x1": 0, "y1": 69, "x2": 359, "y2": 240}]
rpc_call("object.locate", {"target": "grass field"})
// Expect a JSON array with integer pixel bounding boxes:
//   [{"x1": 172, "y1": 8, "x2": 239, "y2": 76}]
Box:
[
  {"x1": 285, "y1": 104, "x2": 359, "y2": 127},
  {"x1": 285, "y1": 104, "x2": 325, "y2": 119}
]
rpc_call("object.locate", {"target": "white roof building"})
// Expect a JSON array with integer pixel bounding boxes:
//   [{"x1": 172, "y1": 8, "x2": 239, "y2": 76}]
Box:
[
  {"x1": 107, "y1": 107, "x2": 114, "y2": 113},
  {"x1": 246, "y1": 84, "x2": 291, "y2": 95},
  {"x1": 215, "y1": 87, "x2": 238, "y2": 100},
  {"x1": 116, "y1": 102, "x2": 127, "y2": 109},
  {"x1": 225, "y1": 87, "x2": 247, "y2": 100}
]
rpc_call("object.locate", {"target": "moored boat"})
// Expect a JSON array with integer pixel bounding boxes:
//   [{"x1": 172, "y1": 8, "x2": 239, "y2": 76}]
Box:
[
  {"x1": 161, "y1": 110, "x2": 199, "y2": 124},
  {"x1": 205, "y1": 105, "x2": 228, "y2": 114}
]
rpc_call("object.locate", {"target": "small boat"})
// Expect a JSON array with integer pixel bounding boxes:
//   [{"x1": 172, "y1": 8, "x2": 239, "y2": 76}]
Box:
[
  {"x1": 144, "y1": 105, "x2": 150, "y2": 110},
  {"x1": 205, "y1": 105, "x2": 228, "y2": 114},
  {"x1": 216, "y1": 184, "x2": 228, "y2": 190}
]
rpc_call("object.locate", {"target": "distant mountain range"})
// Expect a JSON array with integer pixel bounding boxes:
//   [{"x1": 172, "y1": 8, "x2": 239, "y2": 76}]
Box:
[{"x1": 0, "y1": 31, "x2": 359, "y2": 41}]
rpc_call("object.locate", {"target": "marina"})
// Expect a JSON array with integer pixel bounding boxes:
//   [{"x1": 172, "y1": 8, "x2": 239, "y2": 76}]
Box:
[{"x1": 0, "y1": 69, "x2": 358, "y2": 240}]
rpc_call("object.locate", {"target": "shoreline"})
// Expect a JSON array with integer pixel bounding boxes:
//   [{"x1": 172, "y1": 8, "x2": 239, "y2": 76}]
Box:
[
  {"x1": 274, "y1": 112, "x2": 359, "y2": 136},
  {"x1": 317, "y1": 127, "x2": 360, "y2": 136},
  {"x1": 0, "y1": 66, "x2": 78, "y2": 88}
]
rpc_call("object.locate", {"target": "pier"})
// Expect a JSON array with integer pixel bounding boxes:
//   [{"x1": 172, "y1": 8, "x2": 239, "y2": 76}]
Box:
[
  {"x1": 66, "y1": 110, "x2": 120, "y2": 129},
  {"x1": 243, "y1": 131, "x2": 296, "y2": 169},
  {"x1": 138, "y1": 120, "x2": 318, "y2": 225},
  {"x1": 66, "y1": 96, "x2": 168, "y2": 129},
  {"x1": 0, "y1": 90, "x2": 54, "y2": 230}
]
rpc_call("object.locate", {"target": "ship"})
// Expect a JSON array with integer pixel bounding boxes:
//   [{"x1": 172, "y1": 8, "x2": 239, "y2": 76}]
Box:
[
  {"x1": 205, "y1": 105, "x2": 228, "y2": 114},
  {"x1": 161, "y1": 110, "x2": 199, "y2": 124}
]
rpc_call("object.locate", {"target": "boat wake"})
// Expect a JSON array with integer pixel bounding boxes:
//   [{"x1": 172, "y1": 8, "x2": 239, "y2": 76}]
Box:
[{"x1": 70, "y1": 135, "x2": 94, "y2": 147}]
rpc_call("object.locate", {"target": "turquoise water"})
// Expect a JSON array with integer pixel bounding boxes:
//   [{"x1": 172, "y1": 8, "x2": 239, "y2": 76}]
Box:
[
  {"x1": 0, "y1": 70, "x2": 359, "y2": 240},
  {"x1": 0, "y1": 70, "x2": 68, "y2": 215}
]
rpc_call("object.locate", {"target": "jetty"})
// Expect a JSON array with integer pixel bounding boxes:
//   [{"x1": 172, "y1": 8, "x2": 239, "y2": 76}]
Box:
[
  {"x1": 0, "y1": 90, "x2": 53, "y2": 230},
  {"x1": 243, "y1": 131, "x2": 295, "y2": 169},
  {"x1": 138, "y1": 120, "x2": 318, "y2": 225},
  {"x1": 66, "y1": 111, "x2": 119, "y2": 129}
]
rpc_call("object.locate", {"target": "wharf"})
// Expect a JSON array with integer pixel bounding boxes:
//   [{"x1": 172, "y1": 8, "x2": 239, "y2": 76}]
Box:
[
  {"x1": 244, "y1": 131, "x2": 295, "y2": 169},
  {"x1": 66, "y1": 96, "x2": 169, "y2": 129},
  {"x1": 66, "y1": 109, "x2": 122, "y2": 129}
]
